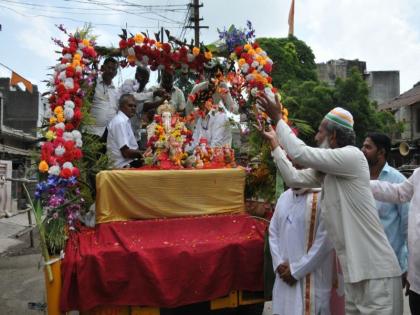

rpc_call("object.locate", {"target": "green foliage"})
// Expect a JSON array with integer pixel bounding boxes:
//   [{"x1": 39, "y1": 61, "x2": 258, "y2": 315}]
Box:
[{"x1": 257, "y1": 36, "x2": 317, "y2": 88}]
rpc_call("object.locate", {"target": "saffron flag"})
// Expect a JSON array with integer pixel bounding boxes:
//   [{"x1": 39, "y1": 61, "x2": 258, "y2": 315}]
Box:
[
  {"x1": 10, "y1": 71, "x2": 33, "y2": 93},
  {"x1": 288, "y1": 0, "x2": 295, "y2": 36}
]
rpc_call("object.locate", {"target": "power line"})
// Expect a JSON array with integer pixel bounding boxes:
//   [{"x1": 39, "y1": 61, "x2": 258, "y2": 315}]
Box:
[{"x1": 0, "y1": 3, "x2": 186, "y2": 29}]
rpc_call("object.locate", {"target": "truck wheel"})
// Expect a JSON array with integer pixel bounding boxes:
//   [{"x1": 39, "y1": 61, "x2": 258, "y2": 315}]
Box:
[{"x1": 235, "y1": 303, "x2": 265, "y2": 315}]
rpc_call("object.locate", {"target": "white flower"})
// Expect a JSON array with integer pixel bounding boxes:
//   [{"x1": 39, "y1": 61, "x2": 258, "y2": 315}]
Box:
[
  {"x1": 127, "y1": 47, "x2": 135, "y2": 56},
  {"x1": 260, "y1": 51, "x2": 267, "y2": 57},
  {"x1": 64, "y1": 107, "x2": 74, "y2": 120},
  {"x1": 63, "y1": 53, "x2": 72, "y2": 60},
  {"x1": 75, "y1": 65, "x2": 83, "y2": 73},
  {"x1": 64, "y1": 78, "x2": 74, "y2": 90},
  {"x1": 63, "y1": 132, "x2": 74, "y2": 142},
  {"x1": 266, "y1": 58, "x2": 273, "y2": 65},
  {"x1": 76, "y1": 49, "x2": 83, "y2": 57},
  {"x1": 48, "y1": 165, "x2": 61, "y2": 176},
  {"x1": 71, "y1": 130, "x2": 82, "y2": 140},
  {"x1": 75, "y1": 139, "x2": 83, "y2": 148},
  {"x1": 251, "y1": 61, "x2": 259, "y2": 68},
  {"x1": 55, "y1": 122, "x2": 65, "y2": 130},
  {"x1": 245, "y1": 73, "x2": 254, "y2": 81},
  {"x1": 63, "y1": 162, "x2": 74, "y2": 170},
  {"x1": 260, "y1": 71, "x2": 268, "y2": 78},
  {"x1": 78, "y1": 43, "x2": 85, "y2": 49},
  {"x1": 187, "y1": 53, "x2": 195, "y2": 62},
  {"x1": 54, "y1": 145, "x2": 65, "y2": 157},
  {"x1": 241, "y1": 64, "x2": 250, "y2": 74},
  {"x1": 64, "y1": 100, "x2": 75, "y2": 109},
  {"x1": 58, "y1": 71, "x2": 67, "y2": 81}
]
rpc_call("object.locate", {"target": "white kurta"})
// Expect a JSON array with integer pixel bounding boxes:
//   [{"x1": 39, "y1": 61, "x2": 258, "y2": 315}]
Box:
[
  {"x1": 371, "y1": 168, "x2": 420, "y2": 294},
  {"x1": 190, "y1": 111, "x2": 232, "y2": 148},
  {"x1": 269, "y1": 189, "x2": 333, "y2": 315},
  {"x1": 272, "y1": 120, "x2": 401, "y2": 284}
]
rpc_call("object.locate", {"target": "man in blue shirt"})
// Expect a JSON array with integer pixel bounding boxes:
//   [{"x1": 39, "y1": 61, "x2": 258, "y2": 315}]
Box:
[{"x1": 362, "y1": 132, "x2": 409, "y2": 285}]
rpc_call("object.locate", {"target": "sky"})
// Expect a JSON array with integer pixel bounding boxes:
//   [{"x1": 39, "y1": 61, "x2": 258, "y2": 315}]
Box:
[{"x1": 0, "y1": 0, "x2": 419, "y2": 96}]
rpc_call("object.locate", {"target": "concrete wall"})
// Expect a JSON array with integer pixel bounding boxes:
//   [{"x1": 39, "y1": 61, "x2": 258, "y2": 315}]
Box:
[
  {"x1": 367, "y1": 71, "x2": 400, "y2": 104},
  {"x1": 0, "y1": 78, "x2": 39, "y2": 136},
  {"x1": 316, "y1": 59, "x2": 367, "y2": 86},
  {"x1": 394, "y1": 102, "x2": 420, "y2": 141}
]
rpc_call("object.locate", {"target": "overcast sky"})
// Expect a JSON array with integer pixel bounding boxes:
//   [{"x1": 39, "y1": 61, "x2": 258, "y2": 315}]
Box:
[{"x1": 0, "y1": 0, "x2": 419, "y2": 95}]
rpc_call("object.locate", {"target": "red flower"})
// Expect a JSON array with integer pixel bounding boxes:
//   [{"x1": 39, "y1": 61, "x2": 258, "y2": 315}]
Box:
[
  {"x1": 162, "y1": 43, "x2": 171, "y2": 54},
  {"x1": 74, "y1": 97, "x2": 82, "y2": 107},
  {"x1": 234, "y1": 46, "x2": 243, "y2": 56},
  {"x1": 127, "y1": 38, "x2": 135, "y2": 47},
  {"x1": 73, "y1": 148, "x2": 83, "y2": 159},
  {"x1": 72, "y1": 167, "x2": 80, "y2": 177},
  {"x1": 253, "y1": 43, "x2": 259, "y2": 49},
  {"x1": 119, "y1": 39, "x2": 128, "y2": 49},
  {"x1": 73, "y1": 109, "x2": 82, "y2": 121},
  {"x1": 60, "y1": 168, "x2": 72, "y2": 178},
  {"x1": 66, "y1": 67, "x2": 75, "y2": 78},
  {"x1": 64, "y1": 140, "x2": 75, "y2": 151},
  {"x1": 65, "y1": 123, "x2": 74, "y2": 131},
  {"x1": 263, "y1": 63, "x2": 272, "y2": 73},
  {"x1": 55, "y1": 129, "x2": 64, "y2": 138}
]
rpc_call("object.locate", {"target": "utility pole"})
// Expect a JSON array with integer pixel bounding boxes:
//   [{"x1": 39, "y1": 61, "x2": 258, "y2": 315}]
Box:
[{"x1": 186, "y1": 0, "x2": 208, "y2": 46}]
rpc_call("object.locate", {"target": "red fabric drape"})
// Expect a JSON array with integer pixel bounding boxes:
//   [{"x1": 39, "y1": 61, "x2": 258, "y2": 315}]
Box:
[{"x1": 61, "y1": 214, "x2": 266, "y2": 312}]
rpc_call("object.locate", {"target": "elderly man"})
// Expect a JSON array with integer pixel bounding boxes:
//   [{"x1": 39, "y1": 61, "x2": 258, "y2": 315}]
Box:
[
  {"x1": 371, "y1": 168, "x2": 420, "y2": 314},
  {"x1": 269, "y1": 185, "x2": 333, "y2": 315},
  {"x1": 120, "y1": 66, "x2": 168, "y2": 143},
  {"x1": 362, "y1": 133, "x2": 409, "y2": 282},
  {"x1": 106, "y1": 94, "x2": 143, "y2": 168},
  {"x1": 258, "y1": 94, "x2": 402, "y2": 315}
]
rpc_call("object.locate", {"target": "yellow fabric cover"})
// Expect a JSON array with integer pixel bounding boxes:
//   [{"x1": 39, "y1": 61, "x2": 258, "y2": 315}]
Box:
[{"x1": 96, "y1": 168, "x2": 245, "y2": 223}]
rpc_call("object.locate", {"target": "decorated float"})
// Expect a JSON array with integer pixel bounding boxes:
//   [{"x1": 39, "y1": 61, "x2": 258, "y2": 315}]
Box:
[{"x1": 34, "y1": 23, "x2": 292, "y2": 314}]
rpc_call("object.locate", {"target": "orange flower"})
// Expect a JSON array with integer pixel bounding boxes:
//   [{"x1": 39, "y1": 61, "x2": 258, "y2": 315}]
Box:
[
  {"x1": 192, "y1": 47, "x2": 200, "y2": 56},
  {"x1": 57, "y1": 114, "x2": 65, "y2": 123},
  {"x1": 204, "y1": 51, "x2": 212, "y2": 60},
  {"x1": 134, "y1": 34, "x2": 144, "y2": 43},
  {"x1": 54, "y1": 106, "x2": 63, "y2": 115},
  {"x1": 49, "y1": 116, "x2": 57, "y2": 125},
  {"x1": 38, "y1": 160, "x2": 49, "y2": 173},
  {"x1": 238, "y1": 58, "x2": 246, "y2": 66},
  {"x1": 82, "y1": 39, "x2": 90, "y2": 47},
  {"x1": 244, "y1": 44, "x2": 252, "y2": 51}
]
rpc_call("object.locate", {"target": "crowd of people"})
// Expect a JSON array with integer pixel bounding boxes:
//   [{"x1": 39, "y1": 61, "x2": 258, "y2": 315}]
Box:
[
  {"x1": 87, "y1": 57, "x2": 234, "y2": 169},
  {"x1": 258, "y1": 93, "x2": 419, "y2": 315},
  {"x1": 87, "y1": 57, "x2": 420, "y2": 315}
]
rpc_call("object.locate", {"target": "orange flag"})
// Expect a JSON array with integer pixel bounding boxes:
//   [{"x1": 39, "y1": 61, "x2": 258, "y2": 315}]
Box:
[
  {"x1": 10, "y1": 71, "x2": 33, "y2": 93},
  {"x1": 288, "y1": 0, "x2": 295, "y2": 36}
]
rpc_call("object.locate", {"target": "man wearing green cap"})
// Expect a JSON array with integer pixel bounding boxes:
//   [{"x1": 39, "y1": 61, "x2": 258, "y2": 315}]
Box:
[{"x1": 258, "y1": 94, "x2": 402, "y2": 315}]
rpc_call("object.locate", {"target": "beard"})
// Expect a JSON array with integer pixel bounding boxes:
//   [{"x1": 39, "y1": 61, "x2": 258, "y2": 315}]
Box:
[{"x1": 319, "y1": 139, "x2": 330, "y2": 149}]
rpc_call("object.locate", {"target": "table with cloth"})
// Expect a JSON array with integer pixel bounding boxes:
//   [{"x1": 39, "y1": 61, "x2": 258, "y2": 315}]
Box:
[{"x1": 60, "y1": 168, "x2": 268, "y2": 312}]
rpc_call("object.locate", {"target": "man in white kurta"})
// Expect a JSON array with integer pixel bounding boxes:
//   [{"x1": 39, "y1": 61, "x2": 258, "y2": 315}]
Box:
[
  {"x1": 269, "y1": 187, "x2": 333, "y2": 315},
  {"x1": 371, "y1": 168, "x2": 420, "y2": 314},
  {"x1": 258, "y1": 94, "x2": 402, "y2": 314},
  {"x1": 189, "y1": 109, "x2": 232, "y2": 148}
]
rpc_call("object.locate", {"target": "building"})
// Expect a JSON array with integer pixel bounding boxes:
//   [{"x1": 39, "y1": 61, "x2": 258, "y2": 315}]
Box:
[
  {"x1": 0, "y1": 77, "x2": 40, "y2": 216},
  {"x1": 316, "y1": 59, "x2": 400, "y2": 104}
]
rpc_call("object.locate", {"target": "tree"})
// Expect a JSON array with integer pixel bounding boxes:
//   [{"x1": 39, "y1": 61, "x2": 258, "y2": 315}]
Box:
[{"x1": 257, "y1": 35, "x2": 318, "y2": 88}]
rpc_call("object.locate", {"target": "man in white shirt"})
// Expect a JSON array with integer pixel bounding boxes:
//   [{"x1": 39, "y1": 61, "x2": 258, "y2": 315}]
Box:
[
  {"x1": 88, "y1": 57, "x2": 119, "y2": 145},
  {"x1": 269, "y1": 187, "x2": 333, "y2": 315},
  {"x1": 106, "y1": 94, "x2": 143, "y2": 168},
  {"x1": 189, "y1": 109, "x2": 232, "y2": 148},
  {"x1": 120, "y1": 66, "x2": 168, "y2": 142},
  {"x1": 371, "y1": 168, "x2": 420, "y2": 315},
  {"x1": 151, "y1": 71, "x2": 185, "y2": 114},
  {"x1": 258, "y1": 94, "x2": 402, "y2": 315}
]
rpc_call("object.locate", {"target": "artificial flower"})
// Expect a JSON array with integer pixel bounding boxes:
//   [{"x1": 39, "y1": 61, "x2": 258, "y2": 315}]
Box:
[{"x1": 38, "y1": 160, "x2": 49, "y2": 173}]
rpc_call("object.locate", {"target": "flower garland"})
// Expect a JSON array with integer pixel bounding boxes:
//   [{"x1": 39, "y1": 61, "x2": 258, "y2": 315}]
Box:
[
  {"x1": 37, "y1": 25, "x2": 98, "y2": 233},
  {"x1": 118, "y1": 30, "x2": 212, "y2": 73}
]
